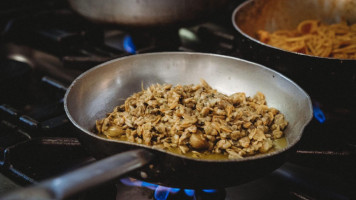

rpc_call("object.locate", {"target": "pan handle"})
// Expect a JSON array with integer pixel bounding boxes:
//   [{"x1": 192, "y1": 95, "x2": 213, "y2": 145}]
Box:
[{"x1": 0, "y1": 149, "x2": 153, "y2": 200}]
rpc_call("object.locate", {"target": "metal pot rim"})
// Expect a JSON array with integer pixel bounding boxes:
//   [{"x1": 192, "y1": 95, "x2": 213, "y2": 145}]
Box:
[{"x1": 231, "y1": 0, "x2": 356, "y2": 61}]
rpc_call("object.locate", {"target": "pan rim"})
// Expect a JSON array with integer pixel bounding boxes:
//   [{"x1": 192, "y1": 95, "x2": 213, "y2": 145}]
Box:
[
  {"x1": 64, "y1": 52, "x2": 313, "y2": 163},
  {"x1": 231, "y1": 0, "x2": 356, "y2": 62}
]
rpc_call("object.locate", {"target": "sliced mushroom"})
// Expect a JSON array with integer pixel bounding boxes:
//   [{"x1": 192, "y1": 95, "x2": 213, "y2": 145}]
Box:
[{"x1": 189, "y1": 132, "x2": 209, "y2": 150}]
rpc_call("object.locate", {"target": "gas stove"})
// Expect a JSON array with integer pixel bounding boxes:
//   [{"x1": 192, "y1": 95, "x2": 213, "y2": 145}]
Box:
[{"x1": 1, "y1": 1, "x2": 355, "y2": 200}]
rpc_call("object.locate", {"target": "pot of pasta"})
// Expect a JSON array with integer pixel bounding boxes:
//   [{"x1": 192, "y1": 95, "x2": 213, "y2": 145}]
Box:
[{"x1": 232, "y1": 0, "x2": 356, "y2": 110}]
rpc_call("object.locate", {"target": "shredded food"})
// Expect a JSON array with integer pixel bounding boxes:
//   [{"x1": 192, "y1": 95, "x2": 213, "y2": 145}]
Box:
[
  {"x1": 257, "y1": 20, "x2": 356, "y2": 59},
  {"x1": 95, "y1": 80, "x2": 288, "y2": 159}
]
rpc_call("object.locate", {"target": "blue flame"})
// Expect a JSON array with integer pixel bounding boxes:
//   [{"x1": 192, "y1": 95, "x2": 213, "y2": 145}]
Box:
[
  {"x1": 154, "y1": 186, "x2": 171, "y2": 200},
  {"x1": 123, "y1": 35, "x2": 136, "y2": 54},
  {"x1": 313, "y1": 105, "x2": 326, "y2": 123},
  {"x1": 170, "y1": 188, "x2": 181, "y2": 194},
  {"x1": 122, "y1": 178, "x2": 221, "y2": 200},
  {"x1": 141, "y1": 181, "x2": 158, "y2": 190},
  {"x1": 184, "y1": 189, "x2": 195, "y2": 197},
  {"x1": 120, "y1": 178, "x2": 142, "y2": 187},
  {"x1": 202, "y1": 189, "x2": 217, "y2": 193}
]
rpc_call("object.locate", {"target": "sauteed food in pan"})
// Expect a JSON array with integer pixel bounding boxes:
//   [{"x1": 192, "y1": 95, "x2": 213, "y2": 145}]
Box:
[
  {"x1": 96, "y1": 79, "x2": 288, "y2": 160},
  {"x1": 257, "y1": 20, "x2": 356, "y2": 59},
  {"x1": 64, "y1": 52, "x2": 312, "y2": 188}
]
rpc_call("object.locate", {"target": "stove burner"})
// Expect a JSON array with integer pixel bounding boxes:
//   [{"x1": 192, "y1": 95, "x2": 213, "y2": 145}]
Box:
[{"x1": 120, "y1": 178, "x2": 226, "y2": 200}]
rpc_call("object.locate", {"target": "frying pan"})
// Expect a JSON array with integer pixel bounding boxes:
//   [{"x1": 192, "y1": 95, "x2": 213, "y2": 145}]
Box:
[
  {"x1": 232, "y1": 0, "x2": 356, "y2": 108},
  {"x1": 67, "y1": 0, "x2": 229, "y2": 26},
  {"x1": 0, "y1": 53, "x2": 312, "y2": 199}
]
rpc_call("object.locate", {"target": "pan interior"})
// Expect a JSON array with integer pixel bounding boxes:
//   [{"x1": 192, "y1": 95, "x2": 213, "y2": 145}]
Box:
[
  {"x1": 234, "y1": 0, "x2": 356, "y2": 41},
  {"x1": 65, "y1": 53, "x2": 312, "y2": 159}
]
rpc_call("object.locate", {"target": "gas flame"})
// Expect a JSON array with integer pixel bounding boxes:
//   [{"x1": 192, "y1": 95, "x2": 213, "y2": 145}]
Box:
[
  {"x1": 123, "y1": 35, "x2": 136, "y2": 54},
  {"x1": 120, "y1": 178, "x2": 217, "y2": 200},
  {"x1": 313, "y1": 104, "x2": 326, "y2": 123}
]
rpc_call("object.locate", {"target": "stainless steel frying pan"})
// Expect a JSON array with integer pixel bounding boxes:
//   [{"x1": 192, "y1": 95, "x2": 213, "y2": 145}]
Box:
[
  {"x1": 68, "y1": 0, "x2": 229, "y2": 26},
  {"x1": 1, "y1": 52, "x2": 313, "y2": 200}
]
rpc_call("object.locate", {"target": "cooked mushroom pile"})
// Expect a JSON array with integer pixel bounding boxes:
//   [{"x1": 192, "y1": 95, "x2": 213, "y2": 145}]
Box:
[{"x1": 96, "y1": 80, "x2": 288, "y2": 159}]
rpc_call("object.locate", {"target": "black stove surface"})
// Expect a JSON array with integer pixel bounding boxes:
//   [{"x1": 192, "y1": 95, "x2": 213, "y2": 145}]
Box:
[{"x1": 1, "y1": 1, "x2": 356, "y2": 200}]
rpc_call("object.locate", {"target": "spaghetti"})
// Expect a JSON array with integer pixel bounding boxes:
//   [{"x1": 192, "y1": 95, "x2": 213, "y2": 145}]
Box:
[{"x1": 257, "y1": 20, "x2": 356, "y2": 59}]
